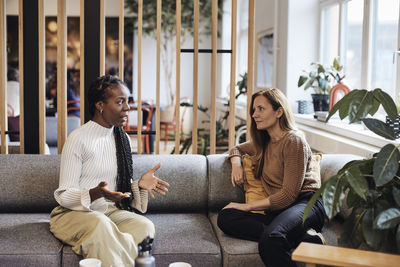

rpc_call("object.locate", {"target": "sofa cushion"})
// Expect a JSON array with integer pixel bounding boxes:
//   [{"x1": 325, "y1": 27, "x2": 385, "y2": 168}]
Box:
[
  {"x1": 0, "y1": 155, "x2": 60, "y2": 212},
  {"x1": 149, "y1": 213, "x2": 221, "y2": 267},
  {"x1": 62, "y1": 213, "x2": 221, "y2": 267},
  {"x1": 207, "y1": 154, "x2": 245, "y2": 212},
  {"x1": 209, "y1": 212, "x2": 264, "y2": 267},
  {"x1": 132, "y1": 155, "x2": 208, "y2": 212},
  {"x1": 0, "y1": 213, "x2": 62, "y2": 267}
]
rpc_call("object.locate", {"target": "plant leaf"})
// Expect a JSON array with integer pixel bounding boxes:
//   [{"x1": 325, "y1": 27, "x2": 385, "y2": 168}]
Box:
[
  {"x1": 348, "y1": 90, "x2": 374, "y2": 123},
  {"x1": 374, "y1": 208, "x2": 400, "y2": 229},
  {"x1": 323, "y1": 174, "x2": 348, "y2": 219},
  {"x1": 338, "y1": 209, "x2": 364, "y2": 248},
  {"x1": 333, "y1": 58, "x2": 340, "y2": 70},
  {"x1": 302, "y1": 183, "x2": 326, "y2": 223},
  {"x1": 298, "y1": 75, "x2": 308, "y2": 87},
  {"x1": 346, "y1": 188, "x2": 362, "y2": 209},
  {"x1": 362, "y1": 118, "x2": 396, "y2": 140},
  {"x1": 304, "y1": 78, "x2": 315, "y2": 90},
  {"x1": 394, "y1": 187, "x2": 400, "y2": 207},
  {"x1": 373, "y1": 144, "x2": 400, "y2": 187},
  {"x1": 373, "y1": 88, "x2": 398, "y2": 122},
  {"x1": 369, "y1": 97, "x2": 380, "y2": 116},
  {"x1": 362, "y1": 208, "x2": 384, "y2": 250},
  {"x1": 344, "y1": 166, "x2": 368, "y2": 200},
  {"x1": 317, "y1": 64, "x2": 325, "y2": 73},
  {"x1": 326, "y1": 89, "x2": 358, "y2": 121}
]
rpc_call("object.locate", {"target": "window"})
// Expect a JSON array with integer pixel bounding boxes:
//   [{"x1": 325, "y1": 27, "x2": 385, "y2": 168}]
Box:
[{"x1": 320, "y1": 0, "x2": 400, "y2": 98}]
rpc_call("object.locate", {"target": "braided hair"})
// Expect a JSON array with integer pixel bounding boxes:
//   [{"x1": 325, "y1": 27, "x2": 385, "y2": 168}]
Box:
[{"x1": 88, "y1": 75, "x2": 134, "y2": 210}]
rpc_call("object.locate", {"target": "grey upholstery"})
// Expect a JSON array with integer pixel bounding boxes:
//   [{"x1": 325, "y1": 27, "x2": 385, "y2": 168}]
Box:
[{"x1": 0, "y1": 153, "x2": 362, "y2": 267}]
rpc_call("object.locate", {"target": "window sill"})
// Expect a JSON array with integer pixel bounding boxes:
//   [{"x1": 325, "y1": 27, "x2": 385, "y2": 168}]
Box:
[{"x1": 294, "y1": 114, "x2": 399, "y2": 158}]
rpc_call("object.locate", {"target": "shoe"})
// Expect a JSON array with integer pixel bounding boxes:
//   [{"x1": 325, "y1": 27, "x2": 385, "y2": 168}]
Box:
[{"x1": 302, "y1": 228, "x2": 326, "y2": 245}]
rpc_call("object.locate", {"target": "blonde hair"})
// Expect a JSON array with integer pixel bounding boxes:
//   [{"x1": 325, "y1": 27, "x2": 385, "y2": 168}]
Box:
[{"x1": 249, "y1": 88, "x2": 297, "y2": 177}]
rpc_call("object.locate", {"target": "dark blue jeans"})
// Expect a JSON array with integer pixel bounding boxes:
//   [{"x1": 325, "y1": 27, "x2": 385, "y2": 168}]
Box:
[{"x1": 217, "y1": 191, "x2": 325, "y2": 267}]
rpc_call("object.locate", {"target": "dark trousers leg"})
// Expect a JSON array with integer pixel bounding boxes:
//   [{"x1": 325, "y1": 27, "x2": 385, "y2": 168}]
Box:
[
  {"x1": 217, "y1": 208, "x2": 270, "y2": 242},
  {"x1": 259, "y1": 192, "x2": 325, "y2": 267}
]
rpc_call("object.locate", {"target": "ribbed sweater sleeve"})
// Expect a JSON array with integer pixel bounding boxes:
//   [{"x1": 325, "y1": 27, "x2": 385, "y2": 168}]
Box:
[
  {"x1": 267, "y1": 134, "x2": 311, "y2": 210},
  {"x1": 228, "y1": 141, "x2": 256, "y2": 159}
]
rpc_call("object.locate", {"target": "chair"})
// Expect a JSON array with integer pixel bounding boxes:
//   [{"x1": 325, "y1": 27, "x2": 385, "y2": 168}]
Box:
[
  {"x1": 124, "y1": 101, "x2": 154, "y2": 153},
  {"x1": 160, "y1": 97, "x2": 190, "y2": 151}
]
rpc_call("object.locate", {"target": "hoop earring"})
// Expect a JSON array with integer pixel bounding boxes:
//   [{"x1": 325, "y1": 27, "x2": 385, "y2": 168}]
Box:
[{"x1": 100, "y1": 109, "x2": 103, "y2": 114}]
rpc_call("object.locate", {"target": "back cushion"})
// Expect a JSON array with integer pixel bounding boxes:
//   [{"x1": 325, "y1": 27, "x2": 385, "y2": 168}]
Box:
[
  {"x1": 0, "y1": 155, "x2": 60, "y2": 213},
  {"x1": 207, "y1": 154, "x2": 244, "y2": 211},
  {"x1": 132, "y1": 154, "x2": 208, "y2": 213}
]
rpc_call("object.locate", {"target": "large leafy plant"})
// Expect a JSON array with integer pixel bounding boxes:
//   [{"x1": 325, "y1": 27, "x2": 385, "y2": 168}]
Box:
[
  {"x1": 303, "y1": 88, "x2": 400, "y2": 253},
  {"x1": 298, "y1": 58, "x2": 345, "y2": 95}
]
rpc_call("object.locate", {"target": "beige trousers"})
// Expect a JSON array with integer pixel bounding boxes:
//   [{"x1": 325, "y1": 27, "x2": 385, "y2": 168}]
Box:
[{"x1": 49, "y1": 203, "x2": 155, "y2": 267}]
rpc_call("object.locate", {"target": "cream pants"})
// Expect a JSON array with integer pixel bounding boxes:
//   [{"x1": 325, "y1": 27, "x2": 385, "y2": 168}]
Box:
[{"x1": 49, "y1": 203, "x2": 155, "y2": 267}]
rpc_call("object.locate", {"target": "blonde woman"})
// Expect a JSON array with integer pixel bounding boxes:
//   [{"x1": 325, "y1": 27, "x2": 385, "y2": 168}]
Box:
[{"x1": 218, "y1": 88, "x2": 325, "y2": 267}]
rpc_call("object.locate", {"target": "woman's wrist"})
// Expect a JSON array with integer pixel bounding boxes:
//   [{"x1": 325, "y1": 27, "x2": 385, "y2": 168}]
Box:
[
  {"x1": 230, "y1": 156, "x2": 241, "y2": 166},
  {"x1": 89, "y1": 187, "x2": 103, "y2": 202}
]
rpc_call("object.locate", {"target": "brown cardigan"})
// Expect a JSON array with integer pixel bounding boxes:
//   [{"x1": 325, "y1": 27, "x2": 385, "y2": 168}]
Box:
[{"x1": 229, "y1": 131, "x2": 320, "y2": 210}]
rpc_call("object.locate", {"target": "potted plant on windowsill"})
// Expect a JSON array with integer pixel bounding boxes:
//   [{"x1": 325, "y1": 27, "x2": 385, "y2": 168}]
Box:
[
  {"x1": 298, "y1": 58, "x2": 345, "y2": 112},
  {"x1": 303, "y1": 88, "x2": 400, "y2": 253}
]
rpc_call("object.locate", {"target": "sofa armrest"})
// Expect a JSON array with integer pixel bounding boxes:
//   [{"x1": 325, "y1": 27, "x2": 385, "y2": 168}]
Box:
[{"x1": 292, "y1": 242, "x2": 400, "y2": 267}]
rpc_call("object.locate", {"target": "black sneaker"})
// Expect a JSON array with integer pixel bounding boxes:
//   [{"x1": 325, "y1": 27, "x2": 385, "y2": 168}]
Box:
[{"x1": 302, "y1": 228, "x2": 326, "y2": 245}]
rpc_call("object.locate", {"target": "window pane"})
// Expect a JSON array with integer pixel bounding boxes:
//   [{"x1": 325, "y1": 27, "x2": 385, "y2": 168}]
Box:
[
  {"x1": 370, "y1": 0, "x2": 399, "y2": 96},
  {"x1": 321, "y1": 4, "x2": 340, "y2": 65},
  {"x1": 343, "y1": 0, "x2": 364, "y2": 89}
]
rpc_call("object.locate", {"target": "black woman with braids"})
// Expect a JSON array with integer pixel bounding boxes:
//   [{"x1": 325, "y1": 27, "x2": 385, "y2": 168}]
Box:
[{"x1": 49, "y1": 75, "x2": 169, "y2": 266}]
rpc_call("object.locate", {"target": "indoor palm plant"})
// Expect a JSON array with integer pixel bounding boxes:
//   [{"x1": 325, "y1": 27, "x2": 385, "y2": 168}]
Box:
[
  {"x1": 298, "y1": 58, "x2": 345, "y2": 112},
  {"x1": 303, "y1": 88, "x2": 400, "y2": 253}
]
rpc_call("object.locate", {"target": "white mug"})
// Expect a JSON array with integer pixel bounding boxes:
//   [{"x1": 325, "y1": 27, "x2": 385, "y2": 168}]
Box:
[
  {"x1": 169, "y1": 262, "x2": 192, "y2": 267},
  {"x1": 79, "y1": 258, "x2": 102, "y2": 267}
]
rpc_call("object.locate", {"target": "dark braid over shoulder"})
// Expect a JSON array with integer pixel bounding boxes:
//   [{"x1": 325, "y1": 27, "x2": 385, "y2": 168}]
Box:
[
  {"x1": 87, "y1": 75, "x2": 134, "y2": 211},
  {"x1": 113, "y1": 126, "x2": 134, "y2": 211}
]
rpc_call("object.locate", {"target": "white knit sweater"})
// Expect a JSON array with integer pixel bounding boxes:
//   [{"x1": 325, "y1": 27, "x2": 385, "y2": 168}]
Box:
[{"x1": 54, "y1": 120, "x2": 148, "y2": 213}]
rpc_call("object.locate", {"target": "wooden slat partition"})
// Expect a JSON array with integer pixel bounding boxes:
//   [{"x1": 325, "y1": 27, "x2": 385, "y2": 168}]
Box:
[
  {"x1": 228, "y1": 0, "x2": 237, "y2": 150},
  {"x1": 137, "y1": 0, "x2": 143, "y2": 154},
  {"x1": 155, "y1": 0, "x2": 161, "y2": 154},
  {"x1": 210, "y1": 0, "x2": 218, "y2": 154},
  {"x1": 99, "y1": 0, "x2": 105, "y2": 76},
  {"x1": 38, "y1": 0, "x2": 45, "y2": 154},
  {"x1": 0, "y1": 0, "x2": 7, "y2": 154},
  {"x1": 174, "y1": 0, "x2": 181, "y2": 154},
  {"x1": 192, "y1": 0, "x2": 199, "y2": 154},
  {"x1": 18, "y1": 0, "x2": 24, "y2": 153},
  {"x1": 118, "y1": 0, "x2": 124, "y2": 81},
  {"x1": 80, "y1": 0, "x2": 84, "y2": 125},
  {"x1": 246, "y1": 0, "x2": 255, "y2": 140},
  {"x1": 57, "y1": 0, "x2": 67, "y2": 154}
]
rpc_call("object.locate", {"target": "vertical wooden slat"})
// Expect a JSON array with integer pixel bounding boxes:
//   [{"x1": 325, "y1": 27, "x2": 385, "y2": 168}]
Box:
[
  {"x1": 38, "y1": 0, "x2": 45, "y2": 154},
  {"x1": 155, "y1": 0, "x2": 161, "y2": 154},
  {"x1": 80, "y1": 0, "x2": 84, "y2": 125},
  {"x1": 118, "y1": 0, "x2": 124, "y2": 81},
  {"x1": 57, "y1": 0, "x2": 67, "y2": 154},
  {"x1": 100, "y1": 0, "x2": 105, "y2": 76},
  {"x1": 0, "y1": 0, "x2": 7, "y2": 154},
  {"x1": 174, "y1": 0, "x2": 181, "y2": 154},
  {"x1": 192, "y1": 0, "x2": 199, "y2": 154},
  {"x1": 18, "y1": 0, "x2": 24, "y2": 153},
  {"x1": 246, "y1": 0, "x2": 255, "y2": 140},
  {"x1": 228, "y1": 0, "x2": 237, "y2": 150},
  {"x1": 360, "y1": 0, "x2": 371, "y2": 89},
  {"x1": 210, "y1": 0, "x2": 217, "y2": 154},
  {"x1": 137, "y1": 0, "x2": 142, "y2": 154}
]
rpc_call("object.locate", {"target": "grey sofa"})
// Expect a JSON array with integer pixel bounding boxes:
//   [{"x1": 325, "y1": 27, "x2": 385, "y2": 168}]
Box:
[{"x1": 0, "y1": 153, "x2": 360, "y2": 267}]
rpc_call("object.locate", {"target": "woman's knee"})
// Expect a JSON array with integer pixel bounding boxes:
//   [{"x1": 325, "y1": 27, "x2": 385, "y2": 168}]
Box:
[{"x1": 217, "y1": 208, "x2": 234, "y2": 232}]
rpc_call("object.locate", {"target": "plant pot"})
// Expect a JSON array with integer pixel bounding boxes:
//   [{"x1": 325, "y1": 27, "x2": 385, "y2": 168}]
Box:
[
  {"x1": 311, "y1": 94, "x2": 329, "y2": 112},
  {"x1": 297, "y1": 100, "x2": 313, "y2": 114},
  {"x1": 386, "y1": 115, "x2": 400, "y2": 139}
]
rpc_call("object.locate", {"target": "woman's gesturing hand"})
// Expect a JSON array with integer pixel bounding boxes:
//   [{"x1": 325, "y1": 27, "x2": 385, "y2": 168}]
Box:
[
  {"x1": 89, "y1": 181, "x2": 131, "y2": 202},
  {"x1": 231, "y1": 157, "x2": 245, "y2": 187},
  {"x1": 223, "y1": 202, "x2": 250, "y2": 212},
  {"x1": 139, "y1": 163, "x2": 170, "y2": 198}
]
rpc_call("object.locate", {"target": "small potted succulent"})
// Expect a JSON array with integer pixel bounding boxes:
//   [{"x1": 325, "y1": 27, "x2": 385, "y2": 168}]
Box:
[{"x1": 298, "y1": 58, "x2": 345, "y2": 112}]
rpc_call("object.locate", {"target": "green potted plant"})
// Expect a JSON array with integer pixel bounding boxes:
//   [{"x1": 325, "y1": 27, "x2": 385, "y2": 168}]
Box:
[
  {"x1": 303, "y1": 88, "x2": 400, "y2": 253},
  {"x1": 298, "y1": 58, "x2": 345, "y2": 112}
]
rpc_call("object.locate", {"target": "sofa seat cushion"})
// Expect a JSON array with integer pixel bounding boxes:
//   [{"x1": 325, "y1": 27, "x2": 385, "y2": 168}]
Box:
[
  {"x1": 0, "y1": 213, "x2": 62, "y2": 267},
  {"x1": 61, "y1": 213, "x2": 221, "y2": 267},
  {"x1": 209, "y1": 212, "x2": 264, "y2": 267}
]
